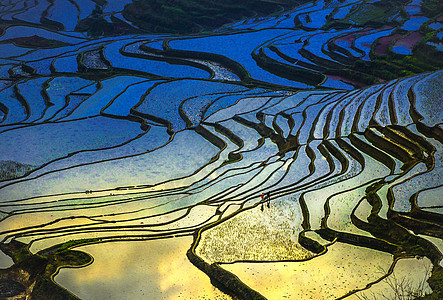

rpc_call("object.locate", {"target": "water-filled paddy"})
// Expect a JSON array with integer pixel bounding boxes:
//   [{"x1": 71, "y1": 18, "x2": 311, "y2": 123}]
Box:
[{"x1": 55, "y1": 238, "x2": 230, "y2": 300}]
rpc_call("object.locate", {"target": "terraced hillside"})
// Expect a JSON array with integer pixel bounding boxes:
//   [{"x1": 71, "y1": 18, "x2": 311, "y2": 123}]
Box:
[{"x1": 0, "y1": 0, "x2": 442, "y2": 299}]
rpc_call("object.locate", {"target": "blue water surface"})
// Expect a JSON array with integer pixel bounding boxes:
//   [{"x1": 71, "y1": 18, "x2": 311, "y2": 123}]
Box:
[
  {"x1": 392, "y1": 46, "x2": 412, "y2": 55},
  {"x1": 428, "y1": 22, "x2": 443, "y2": 30},
  {"x1": 401, "y1": 17, "x2": 429, "y2": 31},
  {"x1": 53, "y1": 55, "x2": 79, "y2": 73}
]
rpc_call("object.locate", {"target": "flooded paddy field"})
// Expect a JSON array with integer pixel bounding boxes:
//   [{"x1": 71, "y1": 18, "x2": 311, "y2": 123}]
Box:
[{"x1": 0, "y1": 0, "x2": 442, "y2": 299}]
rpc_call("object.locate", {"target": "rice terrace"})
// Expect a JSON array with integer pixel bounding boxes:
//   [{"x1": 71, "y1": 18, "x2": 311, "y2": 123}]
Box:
[{"x1": 0, "y1": 0, "x2": 442, "y2": 299}]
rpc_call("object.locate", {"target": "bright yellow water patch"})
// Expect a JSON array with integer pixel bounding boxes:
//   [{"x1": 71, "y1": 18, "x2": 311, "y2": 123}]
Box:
[
  {"x1": 223, "y1": 242, "x2": 393, "y2": 299},
  {"x1": 355, "y1": 258, "x2": 432, "y2": 299},
  {"x1": 55, "y1": 237, "x2": 230, "y2": 300}
]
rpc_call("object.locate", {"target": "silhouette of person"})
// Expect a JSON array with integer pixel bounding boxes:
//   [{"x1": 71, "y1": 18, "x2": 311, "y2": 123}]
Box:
[{"x1": 260, "y1": 193, "x2": 265, "y2": 210}]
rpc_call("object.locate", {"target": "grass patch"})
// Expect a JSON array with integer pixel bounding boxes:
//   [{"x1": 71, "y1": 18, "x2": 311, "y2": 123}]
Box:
[{"x1": 0, "y1": 160, "x2": 35, "y2": 181}]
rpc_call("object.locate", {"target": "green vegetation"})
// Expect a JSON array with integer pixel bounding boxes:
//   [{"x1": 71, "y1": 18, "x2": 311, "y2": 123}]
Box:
[
  {"x1": 76, "y1": 5, "x2": 139, "y2": 36},
  {"x1": 0, "y1": 239, "x2": 97, "y2": 299},
  {"x1": 325, "y1": 0, "x2": 408, "y2": 28},
  {"x1": 122, "y1": 0, "x2": 307, "y2": 34},
  {"x1": 45, "y1": 238, "x2": 101, "y2": 254},
  {"x1": 421, "y1": 0, "x2": 443, "y2": 18},
  {"x1": 90, "y1": 0, "x2": 106, "y2": 5},
  {"x1": 76, "y1": 16, "x2": 115, "y2": 37},
  {"x1": 420, "y1": 266, "x2": 443, "y2": 299},
  {"x1": 364, "y1": 46, "x2": 442, "y2": 84},
  {"x1": 31, "y1": 277, "x2": 79, "y2": 300},
  {"x1": 298, "y1": 231, "x2": 325, "y2": 254},
  {"x1": 0, "y1": 240, "x2": 32, "y2": 264},
  {"x1": 77, "y1": 0, "x2": 311, "y2": 36},
  {"x1": 0, "y1": 36, "x2": 72, "y2": 49},
  {"x1": 0, "y1": 160, "x2": 35, "y2": 181}
]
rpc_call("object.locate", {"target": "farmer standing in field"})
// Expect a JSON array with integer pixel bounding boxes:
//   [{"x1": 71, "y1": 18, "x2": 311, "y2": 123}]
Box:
[{"x1": 260, "y1": 193, "x2": 265, "y2": 211}]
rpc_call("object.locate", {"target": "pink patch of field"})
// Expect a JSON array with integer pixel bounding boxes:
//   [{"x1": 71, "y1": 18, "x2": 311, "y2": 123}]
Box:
[
  {"x1": 374, "y1": 33, "x2": 402, "y2": 55},
  {"x1": 394, "y1": 32, "x2": 423, "y2": 50},
  {"x1": 326, "y1": 74, "x2": 366, "y2": 88}
]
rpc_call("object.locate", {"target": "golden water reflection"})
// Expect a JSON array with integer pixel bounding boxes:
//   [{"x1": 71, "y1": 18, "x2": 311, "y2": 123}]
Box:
[
  {"x1": 55, "y1": 237, "x2": 230, "y2": 300},
  {"x1": 223, "y1": 242, "x2": 393, "y2": 299}
]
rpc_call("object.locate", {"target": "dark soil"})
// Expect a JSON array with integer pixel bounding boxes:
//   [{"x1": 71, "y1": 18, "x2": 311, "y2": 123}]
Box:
[{"x1": 0, "y1": 279, "x2": 26, "y2": 297}]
